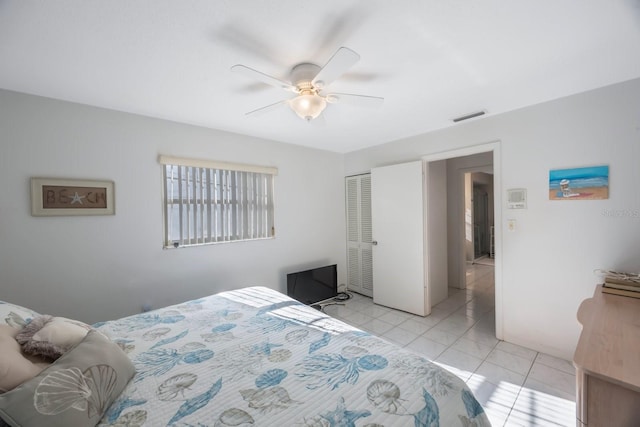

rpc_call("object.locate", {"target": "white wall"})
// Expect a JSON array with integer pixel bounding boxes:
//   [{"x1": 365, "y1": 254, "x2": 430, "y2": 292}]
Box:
[
  {"x1": 345, "y1": 78, "x2": 640, "y2": 360},
  {"x1": 0, "y1": 90, "x2": 346, "y2": 324},
  {"x1": 465, "y1": 173, "x2": 474, "y2": 263},
  {"x1": 426, "y1": 160, "x2": 448, "y2": 306}
]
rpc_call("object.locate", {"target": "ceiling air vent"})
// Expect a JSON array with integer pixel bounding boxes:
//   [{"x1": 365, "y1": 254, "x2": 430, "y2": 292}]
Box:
[{"x1": 452, "y1": 111, "x2": 486, "y2": 123}]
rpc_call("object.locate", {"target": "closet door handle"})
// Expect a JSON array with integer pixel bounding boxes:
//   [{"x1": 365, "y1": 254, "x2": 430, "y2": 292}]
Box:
[{"x1": 372, "y1": 240, "x2": 378, "y2": 246}]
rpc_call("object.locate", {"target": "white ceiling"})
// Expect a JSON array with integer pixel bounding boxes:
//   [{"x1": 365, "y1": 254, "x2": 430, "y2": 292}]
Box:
[{"x1": 1, "y1": 1, "x2": 640, "y2": 153}]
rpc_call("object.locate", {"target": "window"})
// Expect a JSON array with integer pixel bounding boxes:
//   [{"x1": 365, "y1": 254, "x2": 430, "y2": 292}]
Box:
[{"x1": 159, "y1": 156, "x2": 276, "y2": 248}]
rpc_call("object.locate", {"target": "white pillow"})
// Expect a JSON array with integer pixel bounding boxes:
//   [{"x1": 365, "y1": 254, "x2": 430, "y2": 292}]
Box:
[
  {"x1": 0, "y1": 301, "x2": 38, "y2": 328},
  {"x1": 32, "y1": 317, "x2": 90, "y2": 348},
  {"x1": 16, "y1": 316, "x2": 92, "y2": 359},
  {"x1": 0, "y1": 325, "x2": 49, "y2": 393}
]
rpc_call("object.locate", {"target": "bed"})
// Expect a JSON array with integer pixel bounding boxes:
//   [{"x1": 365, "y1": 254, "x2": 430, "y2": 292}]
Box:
[{"x1": 0, "y1": 286, "x2": 490, "y2": 426}]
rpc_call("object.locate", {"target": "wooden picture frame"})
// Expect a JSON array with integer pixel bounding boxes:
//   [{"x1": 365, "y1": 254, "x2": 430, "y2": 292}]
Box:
[{"x1": 31, "y1": 178, "x2": 115, "y2": 216}]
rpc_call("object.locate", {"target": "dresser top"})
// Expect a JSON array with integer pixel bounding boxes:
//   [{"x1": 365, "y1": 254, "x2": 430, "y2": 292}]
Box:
[{"x1": 574, "y1": 285, "x2": 640, "y2": 391}]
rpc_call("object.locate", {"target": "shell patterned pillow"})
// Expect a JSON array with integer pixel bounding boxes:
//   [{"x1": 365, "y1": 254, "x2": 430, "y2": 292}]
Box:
[{"x1": 0, "y1": 330, "x2": 136, "y2": 427}]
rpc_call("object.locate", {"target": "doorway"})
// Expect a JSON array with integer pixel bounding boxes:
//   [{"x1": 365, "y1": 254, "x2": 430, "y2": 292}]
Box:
[
  {"x1": 423, "y1": 141, "x2": 502, "y2": 340},
  {"x1": 464, "y1": 171, "x2": 495, "y2": 322},
  {"x1": 465, "y1": 172, "x2": 495, "y2": 263}
]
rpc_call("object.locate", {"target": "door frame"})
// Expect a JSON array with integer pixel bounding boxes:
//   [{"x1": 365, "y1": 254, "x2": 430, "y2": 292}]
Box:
[{"x1": 422, "y1": 140, "x2": 503, "y2": 340}]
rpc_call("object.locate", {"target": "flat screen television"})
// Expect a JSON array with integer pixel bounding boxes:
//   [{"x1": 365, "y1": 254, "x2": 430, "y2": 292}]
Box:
[{"x1": 287, "y1": 264, "x2": 338, "y2": 305}]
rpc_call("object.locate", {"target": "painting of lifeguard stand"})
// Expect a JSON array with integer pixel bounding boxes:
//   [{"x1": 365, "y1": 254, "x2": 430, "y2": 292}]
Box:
[{"x1": 549, "y1": 165, "x2": 609, "y2": 200}]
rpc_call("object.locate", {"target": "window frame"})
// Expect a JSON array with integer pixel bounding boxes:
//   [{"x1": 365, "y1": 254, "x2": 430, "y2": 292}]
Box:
[{"x1": 159, "y1": 155, "x2": 277, "y2": 249}]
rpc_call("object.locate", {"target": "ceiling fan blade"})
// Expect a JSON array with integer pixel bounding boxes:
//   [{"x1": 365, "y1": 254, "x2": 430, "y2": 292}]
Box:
[
  {"x1": 245, "y1": 99, "x2": 290, "y2": 117},
  {"x1": 325, "y1": 93, "x2": 384, "y2": 107},
  {"x1": 231, "y1": 65, "x2": 296, "y2": 92},
  {"x1": 312, "y1": 47, "x2": 360, "y2": 89}
]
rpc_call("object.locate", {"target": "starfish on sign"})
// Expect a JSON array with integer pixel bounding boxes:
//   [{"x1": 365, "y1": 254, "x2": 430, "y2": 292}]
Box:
[{"x1": 69, "y1": 192, "x2": 86, "y2": 204}]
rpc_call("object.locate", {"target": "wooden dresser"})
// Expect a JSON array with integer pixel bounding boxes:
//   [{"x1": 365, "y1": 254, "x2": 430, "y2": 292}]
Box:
[{"x1": 573, "y1": 285, "x2": 640, "y2": 426}]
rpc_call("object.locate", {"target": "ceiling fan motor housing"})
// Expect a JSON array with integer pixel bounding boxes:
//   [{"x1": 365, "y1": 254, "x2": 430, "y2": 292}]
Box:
[{"x1": 291, "y1": 63, "x2": 322, "y2": 90}]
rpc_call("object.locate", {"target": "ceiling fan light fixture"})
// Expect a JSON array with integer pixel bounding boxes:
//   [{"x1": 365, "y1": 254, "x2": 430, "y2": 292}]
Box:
[
  {"x1": 290, "y1": 92, "x2": 327, "y2": 121},
  {"x1": 233, "y1": 47, "x2": 383, "y2": 120}
]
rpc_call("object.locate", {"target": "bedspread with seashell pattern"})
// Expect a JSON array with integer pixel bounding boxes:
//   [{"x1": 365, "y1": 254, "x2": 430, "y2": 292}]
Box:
[{"x1": 94, "y1": 286, "x2": 491, "y2": 427}]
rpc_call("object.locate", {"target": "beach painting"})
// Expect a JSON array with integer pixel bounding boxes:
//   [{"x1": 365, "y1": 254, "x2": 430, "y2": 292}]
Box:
[{"x1": 549, "y1": 165, "x2": 609, "y2": 200}]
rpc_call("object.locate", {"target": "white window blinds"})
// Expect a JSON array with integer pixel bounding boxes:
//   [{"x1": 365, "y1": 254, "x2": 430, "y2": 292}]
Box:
[{"x1": 160, "y1": 156, "x2": 276, "y2": 248}]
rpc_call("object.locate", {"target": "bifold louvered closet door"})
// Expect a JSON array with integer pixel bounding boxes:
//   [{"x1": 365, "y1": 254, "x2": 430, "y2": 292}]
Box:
[{"x1": 345, "y1": 174, "x2": 373, "y2": 297}]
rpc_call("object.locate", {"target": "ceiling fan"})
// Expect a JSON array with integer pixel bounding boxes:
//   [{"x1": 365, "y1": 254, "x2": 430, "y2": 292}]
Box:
[{"x1": 231, "y1": 47, "x2": 383, "y2": 122}]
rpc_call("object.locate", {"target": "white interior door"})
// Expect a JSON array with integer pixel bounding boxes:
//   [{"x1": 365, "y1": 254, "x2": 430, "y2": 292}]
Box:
[{"x1": 371, "y1": 161, "x2": 428, "y2": 316}]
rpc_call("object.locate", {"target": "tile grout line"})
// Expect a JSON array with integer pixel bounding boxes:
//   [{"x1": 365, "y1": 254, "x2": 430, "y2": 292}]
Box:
[
  {"x1": 501, "y1": 351, "x2": 540, "y2": 425},
  {"x1": 403, "y1": 288, "x2": 475, "y2": 353},
  {"x1": 424, "y1": 281, "x2": 499, "y2": 370}
]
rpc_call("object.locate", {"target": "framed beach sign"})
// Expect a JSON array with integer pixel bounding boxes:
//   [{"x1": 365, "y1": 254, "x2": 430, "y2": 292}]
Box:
[
  {"x1": 31, "y1": 178, "x2": 115, "y2": 216},
  {"x1": 549, "y1": 165, "x2": 609, "y2": 200}
]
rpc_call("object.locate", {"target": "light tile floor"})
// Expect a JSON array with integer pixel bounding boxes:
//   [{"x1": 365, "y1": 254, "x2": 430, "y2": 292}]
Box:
[{"x1": 324, "y1": 263, "x2": 576, "y2": 426}]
